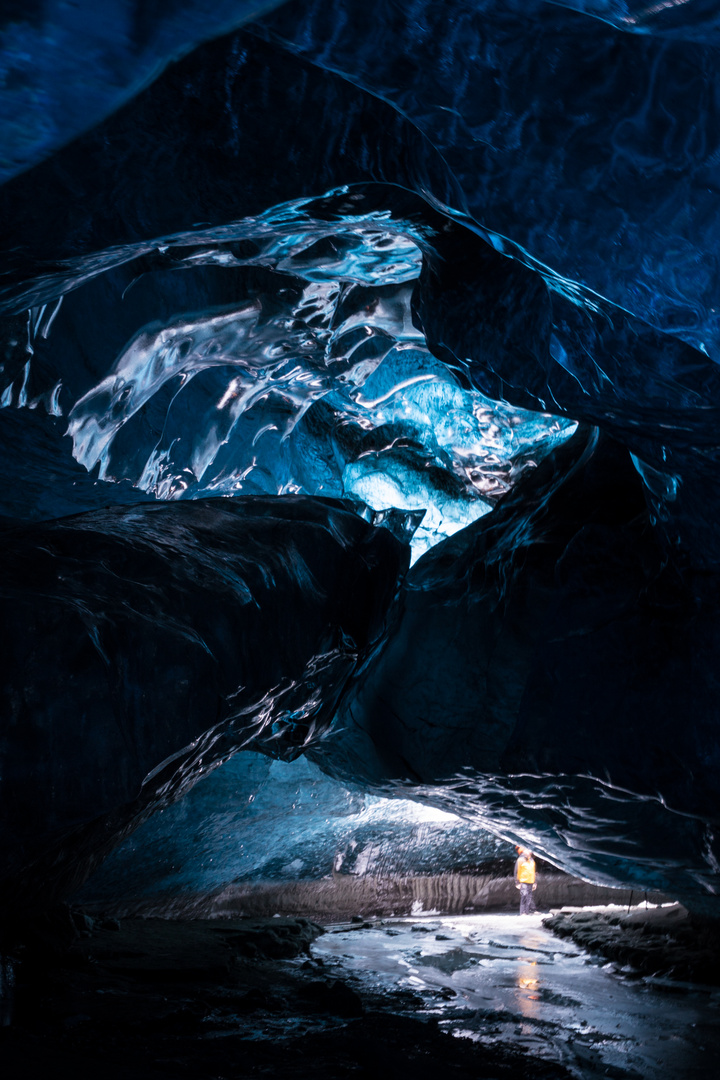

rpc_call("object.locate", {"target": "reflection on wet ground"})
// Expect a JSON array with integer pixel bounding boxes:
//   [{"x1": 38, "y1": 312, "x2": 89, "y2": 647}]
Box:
[{"x1": 313, "y1": 913, "x2": 720, "y2": 1079}]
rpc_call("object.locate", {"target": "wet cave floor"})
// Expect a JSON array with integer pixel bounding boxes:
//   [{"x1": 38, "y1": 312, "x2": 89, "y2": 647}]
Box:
[{"x1": 2, "y1": 911, "x2": 719, "y2": 1079}]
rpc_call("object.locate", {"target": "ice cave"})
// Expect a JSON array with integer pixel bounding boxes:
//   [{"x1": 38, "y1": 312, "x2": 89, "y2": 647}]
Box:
[{"x1": 2, "y1": 1, "x2": 720, "y2": 1077}]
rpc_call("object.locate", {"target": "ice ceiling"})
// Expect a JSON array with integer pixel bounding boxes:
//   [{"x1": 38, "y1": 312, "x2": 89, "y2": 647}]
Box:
[{"x1": 1, "y1": 0, "x2": 720, "y2": 916}]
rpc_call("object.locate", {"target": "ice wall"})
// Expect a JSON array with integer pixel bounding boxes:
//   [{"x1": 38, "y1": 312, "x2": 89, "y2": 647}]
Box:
[
  {"x1": 1, "y1": 2, "x2": 720, "y2": 914},
  {"x1": 0, "y1": 0, "x2": 287, "y2": 184},
  {"x1": 319, "y1": 428, "x2": 720, "y2": 909},
  {"x1": 0, "y1": 497, "x2": 406, "y2": 909},
  {"x1": 258, "y1": 0, "x2": 720, "y2": 355},
  {"x1": 77, "y1": 752, "x2": 513, "y2": 909}
]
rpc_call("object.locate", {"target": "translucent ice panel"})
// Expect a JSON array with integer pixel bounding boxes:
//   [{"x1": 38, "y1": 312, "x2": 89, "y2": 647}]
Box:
[{"x1": 64, "y1": 195, "x2": 576, "y2": 558}]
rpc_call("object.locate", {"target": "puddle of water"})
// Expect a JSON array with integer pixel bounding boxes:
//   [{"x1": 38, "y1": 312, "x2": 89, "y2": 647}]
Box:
[{"x1": 313, "y1": 913, "x2": 718, "y2": 1079}]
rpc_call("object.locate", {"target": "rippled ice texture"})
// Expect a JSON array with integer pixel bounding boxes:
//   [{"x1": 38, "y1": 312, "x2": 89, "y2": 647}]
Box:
[
  {"x1": 4, "y1": 3, "x2": 720, "y2": 916},
  {"x1": 78, "y1": 751, "x2": 514, "y2": 907},
  {"x1": 257, "y1": 0, "x2": 720, "y2": 357},
  {"x1": 56, "y1": 195, "x2": 575, "y2": 561}
]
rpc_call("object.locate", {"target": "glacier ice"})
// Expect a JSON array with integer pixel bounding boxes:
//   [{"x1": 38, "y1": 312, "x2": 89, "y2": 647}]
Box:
[
  {"x1": 0, "y1": 496, "x2": 406, "y2": 909},
  {"x1": 1, "y1": 3, "x2": 720, "y2": 917},
  {"x1": 0, "y1": 179, "x2": 577, "y2": 556},
  {"x1": 77, "y1": 752, "x2": 514, "y2": 909},
  {"x1": 318, "y1": 428, "x2": 720, "y2": 910},
  {"x1": 56, "y1": 208, "x2": 573, "y2": 561},
  {"x1": 258, "y1": 0, "x2": 720, "y2": 355},
  {"x1": 0, "y1": 0, "x2": 287, "y2": 185}
]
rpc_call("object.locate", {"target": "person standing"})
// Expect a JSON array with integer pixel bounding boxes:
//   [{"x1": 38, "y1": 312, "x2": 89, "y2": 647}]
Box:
[{"x1": 514, "y1": 847, "x2": 537, "y2": 914}]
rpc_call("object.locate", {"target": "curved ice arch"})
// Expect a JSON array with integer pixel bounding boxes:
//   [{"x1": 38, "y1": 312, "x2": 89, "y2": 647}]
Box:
[
  {"x1": 76, "y1": 752, "x2": 513, "y2": 908},
  {"x1": 318, "y1": 428, "x2": 720, "y2": 911},
  {"x1": 257, "y1": 0, "x2": 720, "y2": 356}
]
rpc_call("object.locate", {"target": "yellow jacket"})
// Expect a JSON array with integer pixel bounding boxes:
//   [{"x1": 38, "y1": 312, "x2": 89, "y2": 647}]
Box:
[{"x1": 515, "y1": 855, "x2": 536, "y2": 885}]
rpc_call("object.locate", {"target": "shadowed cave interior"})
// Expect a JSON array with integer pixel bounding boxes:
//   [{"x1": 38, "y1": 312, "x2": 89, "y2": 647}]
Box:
[{"x1": 2, "y1": 1, "x2": 720, "y2": 1077}]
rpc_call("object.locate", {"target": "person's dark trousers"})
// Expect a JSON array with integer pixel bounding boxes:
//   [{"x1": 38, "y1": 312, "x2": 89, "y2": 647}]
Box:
[{"x1": 519, "y1": 883, "x2": 536, "y2": 914}]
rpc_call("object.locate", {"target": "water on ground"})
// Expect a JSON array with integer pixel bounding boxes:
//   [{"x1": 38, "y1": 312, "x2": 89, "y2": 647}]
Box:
[{"x1": 314, "y1": 912, "x2": 720, "y2": 1079}]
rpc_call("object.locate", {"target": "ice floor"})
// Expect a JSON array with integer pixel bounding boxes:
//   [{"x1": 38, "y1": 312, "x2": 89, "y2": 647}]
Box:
[{"x1": 313, "y1": 911, "x2": 720, "y2": 1079}]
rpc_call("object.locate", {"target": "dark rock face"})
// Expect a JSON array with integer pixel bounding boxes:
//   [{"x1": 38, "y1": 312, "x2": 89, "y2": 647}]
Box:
[
  {"x1": 0, "y1": 497, "x2": 406, "y2": 911},
  {"x1": 544, "y1": 905, "x2": 720, "y2": 985},
  {"x1": 2, "y1": 2, "x2": 720, "y2": 916}
]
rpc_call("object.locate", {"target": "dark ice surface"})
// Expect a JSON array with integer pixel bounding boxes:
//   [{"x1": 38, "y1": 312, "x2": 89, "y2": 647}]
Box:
[{"x1": 0, "y1": 496, "x2": 406, "y2": 911}]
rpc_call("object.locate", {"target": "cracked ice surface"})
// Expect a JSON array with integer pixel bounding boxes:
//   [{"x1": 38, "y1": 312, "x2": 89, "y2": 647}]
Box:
[{"x1": 314, "y1": 914, "x2": 720, "y2": 1079}]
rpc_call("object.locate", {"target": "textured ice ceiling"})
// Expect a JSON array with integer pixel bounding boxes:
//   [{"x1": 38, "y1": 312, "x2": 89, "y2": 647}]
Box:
[
  {"x1": 77, "y1": 751, "x2": 514, "y2": 914},
  {"x1": 1, "y1": 0, "x2": 720, "y2": 916}
]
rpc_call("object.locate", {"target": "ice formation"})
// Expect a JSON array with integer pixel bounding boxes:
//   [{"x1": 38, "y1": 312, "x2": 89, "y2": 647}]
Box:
[
  {"x1": 0, "y1": 497, "x2": 406, "y2": 904},
  {"x1": 1, "y1": 1, "x2": 720, "y2": 916},
  {"x1": 77, "y1": 752, "x2": 512, "y2": 909}
]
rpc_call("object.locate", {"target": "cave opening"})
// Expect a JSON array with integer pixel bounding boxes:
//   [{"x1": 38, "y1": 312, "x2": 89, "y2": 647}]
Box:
[{"x1": 2, "y1": 1, "x2": 720, "y2": 1077}]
